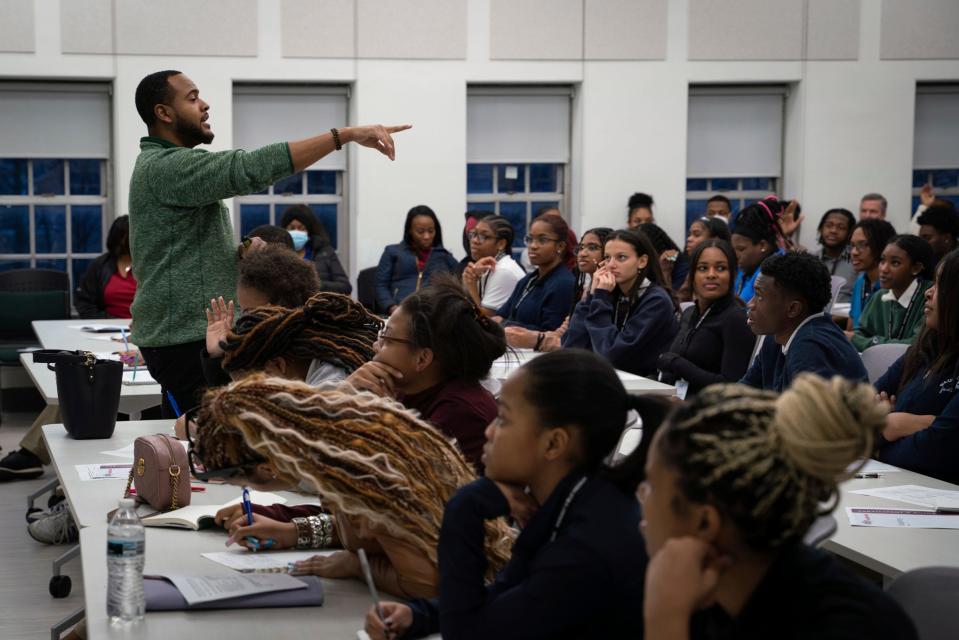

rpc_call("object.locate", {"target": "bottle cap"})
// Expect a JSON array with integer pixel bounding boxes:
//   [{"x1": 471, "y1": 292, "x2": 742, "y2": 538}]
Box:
[{"x1": 119, "y1": 498, "x2": 136, "y2": 509}]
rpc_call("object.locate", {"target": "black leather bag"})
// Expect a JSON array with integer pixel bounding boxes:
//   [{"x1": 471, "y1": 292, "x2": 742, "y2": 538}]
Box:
[{"x1": 33, "y1": 350, "x2": 122, "y2": 439}]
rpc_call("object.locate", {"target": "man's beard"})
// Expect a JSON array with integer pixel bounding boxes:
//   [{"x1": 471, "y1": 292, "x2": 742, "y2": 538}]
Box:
[{"x1": 174, "y1": 117, "x2": 214, "y2": 147}]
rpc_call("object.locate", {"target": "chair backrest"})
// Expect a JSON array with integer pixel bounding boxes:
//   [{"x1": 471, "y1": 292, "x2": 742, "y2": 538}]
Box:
[
  {"x1": 0, "y1": 290, "x2": 71, "y2": 339},
  {"x1": 356, "y1": 267, "x2": 378, "y2": 313},
  {"x1": 861, "y1": 343, "x2": 910, "y2": 384},
  {"x1": 679, "y1": 301, "x2": 695, "y2": 312},
  {"x1": 0, "y1": 268, "x2": 70, "y2": 293},
  {"x1": 826, "y1": 275, "x2": 847, "y2": 313},
  {"x1": 801, "y1": 514, "x2": 837, "y2": 547},
  {"x1": 887, "y1": 567, "x2": 959, "y2": 640},
  {"x1": 611, "y1": 410, "x2": 643, "y2": 464}
]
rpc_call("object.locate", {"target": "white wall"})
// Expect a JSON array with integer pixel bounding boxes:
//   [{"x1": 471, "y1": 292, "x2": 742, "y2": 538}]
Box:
[{"x1": 1, "y1": 0, "x2": 957, "y2": 283}]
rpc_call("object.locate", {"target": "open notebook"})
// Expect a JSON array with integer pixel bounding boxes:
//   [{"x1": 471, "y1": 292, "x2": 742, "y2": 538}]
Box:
[{"x1": 140, "y1": 491, "x2": 286, "y2": 530}]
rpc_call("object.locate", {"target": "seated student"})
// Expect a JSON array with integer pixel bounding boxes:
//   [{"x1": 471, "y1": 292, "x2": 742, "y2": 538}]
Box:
[
  {"x1": 494, "y1": 214, "x2": 576, "y2": 347},
  {"x1": 243, "y1": 223, "x2": 294, "y2": 250},
  {"x1": 848, "y1": 218, "x2": 897, "y2": 329},
  {"x1": 462, "y1": 215, "x2": 526, "y2": 314},
  {"x1": 279, "y1": 204, "x2": 352, "y2": 295},
  {"x1": 876, "y1": 249, "x2": 959, "y2": 484},
  {"x1": 638, "y1": 222, "x2": 690, "y2": 293},
  {"x1": 632, "y1": 375, "x2": 917, "y2": 640},
  {"x1": 364, "y1": 350, "x2": 651, "y2": 640},
  {"x1": 917, "y1": 203, "x2": 959, "y2": 264},
  {"x1": 627, "y1": 191, "x2": 655, "y2": 228},
  {"x1": 740, "y1": 252, "x2": 867, "y2": 393},
  {"x1": 457, "y1": 210, "x2": 494, "y2": 275},
  {"x1": 813, "y1": 207, "x2": 857, "y2": 304},
  {"x1": 75, "y1": 215, "x2": 136, "y2": 319},
  {"x1": 190, "y1": 376, "x2": 514, "y2": 599},
  {"x1": 518, "y1": 207, "x2": 577, "y2": 272},
  {"x1": 657, "y1": 239, "x2": 756, "y2": 396},
  {"x1": 851, "y1": 235, "x2": 933, "y2": 352},
  {"x1": 375, "y1": 205, "x2": 459, "y2": 314},
  {"x1": 200, "y1": 243, "x2": 324, "y2": 384},
  {"x1": 730, "y1": 197, "x2": 786, "y2": 304},
  {"x1": 685, "y1": 216, "x2": 731, "y2": 256},
  {"x1": 347, "y1": 276, "x2": 505, "y2": 469},
  {"x1": 563, "y1": 228, "x2": 679, "y2": 377}
]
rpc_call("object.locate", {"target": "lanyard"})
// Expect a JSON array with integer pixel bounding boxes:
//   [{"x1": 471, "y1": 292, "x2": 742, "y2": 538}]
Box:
[
  {"x1": 888, "y1": 282, "x2": 924, "y2": 340},
  {"x1": 860, "y1": 276, "x2": 875, "y2": 313},
  {"x1": 510, "y1": 273, "x2": 540, "y2": 319},
  {"x1": 612, "y1": 281, "x2": 650, "y2": 330},
  {"x1": 549, "y1": 476, "x2": 587, "y2": 543}
]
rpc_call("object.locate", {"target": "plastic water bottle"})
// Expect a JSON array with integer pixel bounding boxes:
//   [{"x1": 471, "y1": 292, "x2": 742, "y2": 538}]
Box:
[{"x1": 107, "y1": 498, "x2": 145, "y2": 624}]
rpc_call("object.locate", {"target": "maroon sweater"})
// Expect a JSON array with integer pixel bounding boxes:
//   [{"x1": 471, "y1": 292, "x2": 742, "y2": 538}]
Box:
[{"x1": 401, "y1": 378, "x2": 496, "y2": 471}]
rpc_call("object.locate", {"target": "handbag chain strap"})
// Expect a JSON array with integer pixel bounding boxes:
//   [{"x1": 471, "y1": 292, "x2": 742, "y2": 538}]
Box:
[{"x1": 169, "y1": 464, "x2": 181, "y2": 511}]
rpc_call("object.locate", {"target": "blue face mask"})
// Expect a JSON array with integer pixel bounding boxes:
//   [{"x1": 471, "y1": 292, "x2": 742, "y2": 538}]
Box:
[{"x1": 289, "y1": 230, "x2": 309, "y2": 251}]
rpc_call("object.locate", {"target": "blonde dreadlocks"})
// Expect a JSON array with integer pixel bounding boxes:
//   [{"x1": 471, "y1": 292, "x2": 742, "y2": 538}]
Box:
[
  {"x1": 221, "y1": 292, "x2": 382, "y2": 375},
  {"x1": 657, "y1": 374, "x2": 886, "y2": 550},
  {"x1": 195, "y1": 375, "x2": 513, "y2": 573}
]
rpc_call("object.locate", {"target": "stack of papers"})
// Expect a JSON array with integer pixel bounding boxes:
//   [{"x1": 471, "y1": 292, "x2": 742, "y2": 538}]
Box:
[
  {"x1": 849, "y1": 484, "x2": 959, "y2": 509},
  {"x1": 846, "y1": 484, "x2": 959, "y2": 529},
  {"x1": 202, "y1": 549, "x2": 335, "y2": 573},
  {"x1": 159, "y1": 574, "x2": 307, "y2": 606}
]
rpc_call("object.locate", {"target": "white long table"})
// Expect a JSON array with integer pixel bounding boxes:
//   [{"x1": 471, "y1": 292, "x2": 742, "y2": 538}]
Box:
[
  {"x1": 24, "y1": 319, "x2": 162, "y2": 417},
  {"x1": 490, "y1": 349, "x2": 676, "y2": 396},
  {"x1": 826, "y1": 466, "x2": 959, "y2": 585}
]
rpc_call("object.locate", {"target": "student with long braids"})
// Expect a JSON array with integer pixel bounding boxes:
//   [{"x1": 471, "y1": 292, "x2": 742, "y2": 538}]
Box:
[
  {"x1": 206, "y1": 291, "x2": 381, "y2": 386},
  {"x1": 562, "y1": 228, "x2": 679, "y2": 377},
  {"x1": 192, "y1": 377, "x2": 514, "y2": 599},
  {"x1": 730, "y1": 197, "x2": 786, "y2": 304},
  {"x1": 347, "y1": 276, "x2": 506, "y2": 468},
  {"x1": 364, "y1": 350, "x2": 653, "y2": 640},
  {"x1": 631, "y1": 375, "x2": 917, "y2": 640},
  {"x1": 876, "y1": 249, "x2": 959, "y2": 483},
  {"x1": 657, "y1": 239, "x2": 755, "y2": 395},
  {"x1": 850, "y1": 234, "x2": 933, "y2": 351},
  {"x1": 461, "y1": 215, "x2": 526, "y2": 314}
]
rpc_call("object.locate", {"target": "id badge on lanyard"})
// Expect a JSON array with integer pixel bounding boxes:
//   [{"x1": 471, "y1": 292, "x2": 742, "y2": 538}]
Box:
[{"x1": 675, "y1": 379, "x2": 690, "y2": 401}]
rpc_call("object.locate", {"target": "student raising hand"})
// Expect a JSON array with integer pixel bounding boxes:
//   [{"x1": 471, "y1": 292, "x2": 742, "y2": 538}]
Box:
[{"x1": 205, "y1": 296, "x2": 234, "y2": 358}]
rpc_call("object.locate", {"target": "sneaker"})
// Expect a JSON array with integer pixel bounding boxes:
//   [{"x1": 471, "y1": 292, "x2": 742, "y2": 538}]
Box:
[
  {"x1": 0, "y1": 448, "x2": 44, "y2": 481},
  {"x1": 27, "y1": 501, "x2": 78, "y2": 545}
]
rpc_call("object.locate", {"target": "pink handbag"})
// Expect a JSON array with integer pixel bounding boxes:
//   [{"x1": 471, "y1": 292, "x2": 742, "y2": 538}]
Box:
[{"x1": 123, "y1": 434, "x2": 191, "y2": 512}]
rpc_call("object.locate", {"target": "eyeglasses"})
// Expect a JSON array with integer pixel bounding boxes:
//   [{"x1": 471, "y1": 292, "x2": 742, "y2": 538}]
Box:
[
  {"x1": 185, "y1": 408, "x2": 257, "y2": 482},
  {"x1": 468, "y1": 231, "x2": 494, "y2": 243},
  {"x1": 377, "y1": 326, "x2": 414, "y2": 346},
  {"x1": 524, "y1": 235, "x2": 560, "y2": 246},
  {"x1": 850, "y1": 241, "x2": 870, "y2": 252},
  {"x1": 575, "y1": 243, "x2": 602, "y2": 253}
]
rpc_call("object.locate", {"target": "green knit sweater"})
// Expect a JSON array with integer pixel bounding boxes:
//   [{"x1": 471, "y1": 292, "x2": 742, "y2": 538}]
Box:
[
  {"x1": 128, "y1": 136, "x2": 293, "y2": 347},
  {"x1": 851, "y1": 279, "x2": 932, "y2": 352}
]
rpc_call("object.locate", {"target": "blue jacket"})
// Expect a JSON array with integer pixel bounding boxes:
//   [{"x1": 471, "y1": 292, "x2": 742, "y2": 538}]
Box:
[
  {"x1": 740, "y1": 313, "x2": 867, "y2": 392},
  {"x1": 562, "y1": 285, "x2": 679, "y2": 377},
  {"x1": 735, "y1": 249, "x2": 785, "y2": 304},
  {"x1": 405, "y1": 473, "x2": 647, "y2": 640},
  {"x1": 374, "y1": 243, "x2": 459, "y2": 312},
  {"x1": 496, "y1": 265, "x2": 574, "y2": 331},
  {"x1": 876, "y1": 355, "x2": 959, "y2": 484}
]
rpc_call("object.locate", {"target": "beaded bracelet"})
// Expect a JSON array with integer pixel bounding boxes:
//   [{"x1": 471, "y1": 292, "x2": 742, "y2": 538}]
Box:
[{"x1": 330, "y1": 127, "x2": 342, "y2": 151}]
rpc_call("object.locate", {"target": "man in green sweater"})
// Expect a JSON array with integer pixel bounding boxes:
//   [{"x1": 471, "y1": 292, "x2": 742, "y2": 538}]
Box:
[{"x1": 130, "y1": 70, "x2": 409, "y2": 418}]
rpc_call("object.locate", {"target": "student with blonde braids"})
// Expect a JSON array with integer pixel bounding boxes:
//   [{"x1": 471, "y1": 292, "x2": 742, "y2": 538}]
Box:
[
  {"x1": 192, "y1": 375, "x2": 513, "y2": 599},
  {"x1": 219, "y1": 291, "x2": 381, "y2": 384},
  {"x1": 628, "y1": 375, "x2": 916, "y2": 640}
]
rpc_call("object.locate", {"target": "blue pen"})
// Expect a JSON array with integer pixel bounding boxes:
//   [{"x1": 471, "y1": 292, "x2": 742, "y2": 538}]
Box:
[
  {"x1": 166, "y1": 391, "x2": 182, "y2": 418},
  {"x1": 120, "y1": 328, "x2": 137, "y2": 381},
  {"x1": 241, "y1": 487, "x2": 263, "y2": 549}
]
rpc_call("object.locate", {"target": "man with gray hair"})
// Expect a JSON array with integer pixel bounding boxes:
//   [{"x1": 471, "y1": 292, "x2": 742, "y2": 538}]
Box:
[{"x1": 859, "y1": 193, "x2": 887, "y2": 220}]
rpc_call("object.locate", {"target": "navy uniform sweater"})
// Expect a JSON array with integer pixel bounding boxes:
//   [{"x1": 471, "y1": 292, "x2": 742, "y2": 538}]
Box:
[
  {"x1": 404, "y1": 473, "x2": 647, "y2": 640},
  {"x1": 740, "y1": 313, "x2": 867, "y2": 392}
]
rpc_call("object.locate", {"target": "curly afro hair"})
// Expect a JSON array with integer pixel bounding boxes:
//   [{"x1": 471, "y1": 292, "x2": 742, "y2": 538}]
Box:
[{"x1": 759, "y1": 251, "x2": 832, "y2": 314}]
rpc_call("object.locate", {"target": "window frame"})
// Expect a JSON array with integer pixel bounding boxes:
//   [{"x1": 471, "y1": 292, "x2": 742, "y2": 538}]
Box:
[{"x1": 684, "y1": 176, "x2": 780, "y2": 230}]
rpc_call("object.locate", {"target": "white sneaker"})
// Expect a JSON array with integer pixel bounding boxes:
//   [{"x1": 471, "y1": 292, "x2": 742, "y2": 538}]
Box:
[{"x1": 27, "y1": 501, "x2": 78, "y2": 545}]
